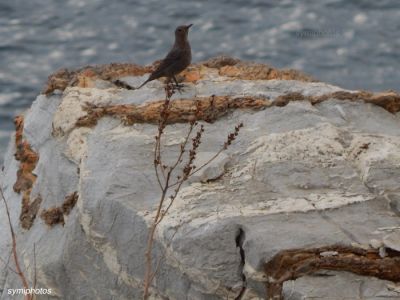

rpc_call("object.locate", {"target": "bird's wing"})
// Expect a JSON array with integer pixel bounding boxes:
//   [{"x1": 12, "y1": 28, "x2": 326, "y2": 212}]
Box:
[
  {"x1": 149, "y1": 47, "x2": 183, "y2": 80},
  {"x1": 160, "y1": 47, "x2": 183, "y2": 69}
]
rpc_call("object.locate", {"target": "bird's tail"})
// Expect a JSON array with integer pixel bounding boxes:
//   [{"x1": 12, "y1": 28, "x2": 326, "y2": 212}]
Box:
[
  {"x1": 113, "y1": 77, "x2": 152, "y2": 90},
  {"x1": 113, "y1": 80, "x2": 135, "y2": 90},
  {"x1": 136, "y1": 78, "x2": 150, "y2": 90}
]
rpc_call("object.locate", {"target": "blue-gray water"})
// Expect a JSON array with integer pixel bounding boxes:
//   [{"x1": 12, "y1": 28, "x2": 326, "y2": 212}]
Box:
[{"x1": 1, "y1": 0, "x2": 399, "y2": 163}]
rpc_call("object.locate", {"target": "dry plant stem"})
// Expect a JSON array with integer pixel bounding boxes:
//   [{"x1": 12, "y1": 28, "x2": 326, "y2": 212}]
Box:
[
  {"x1": 143, "y1": 173, "x2": 171, "y2": 299},
  {"x1": 170, "y1": 124, "x2": 194, "y2": 172},
  {"x1": 144, "y1": 83, "x2": 175, "y2": 299},
  {"x1": 144, "y1": 84, "x2": 198, "y2": 298},
  {"x1": 33, "y1": 243, "x2": 37, "y2": 289},
  {"x1": 156, "y1": 178, "x2": 185, "y2": 226},
  {"x1": 167, "y1": 147, "x2": 223, "y2": 189},
  {"x1": 0, "y1": 255, "x2": 18, "y2": 275},
  {"x1": 168, "y1": 122, "x2": 243, "y2": 189},
  {"x1": 0, "y1": 186, "x2": 32, "y2": 300},
  {"x1": 153, "y1": 136, "x2": 163, "y2": 190},
  {"x1": 156, "y1": 124, "x2": 206, "y2": 224},
  {"x1": 148, "y1": 229, "x2": 179, "y2": 285},
  {"x1": 143, "y1": 84, "x2": 243, "y2": 299},
  {"x1": 153, "y1": 95, "x2": 172, "y2": 189}
]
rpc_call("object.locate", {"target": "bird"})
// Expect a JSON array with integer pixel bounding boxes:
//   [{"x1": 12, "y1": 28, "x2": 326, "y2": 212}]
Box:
[{"x1": 115, "y1": 24, "x2": 193, "y2": 90}]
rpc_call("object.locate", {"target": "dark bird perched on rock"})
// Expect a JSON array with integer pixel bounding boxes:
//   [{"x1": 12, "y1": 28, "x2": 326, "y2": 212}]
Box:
[{"x1": 115, "y1": 24, "x2": 192, "y2": 90}]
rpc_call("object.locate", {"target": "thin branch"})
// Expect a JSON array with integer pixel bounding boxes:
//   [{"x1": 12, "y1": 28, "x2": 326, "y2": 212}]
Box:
[
  {"x1": 156, "y1": 178, "x2": 185, "y2": 226},
  {"x1": 169, "y1": 123, "x2": 194, "y2": 173},
  {"x1": 167, "y1": 99, "x2": 202, "y2": 177},
  {"x1": 153, "y1": 136, "x2": 164, "y2": 190},
  {"x1": 0, "y1": 255, "x2": 19, "y2": 275},
  {"x1": 148, "y1": 228, "x2": 179, "y2": 284},
  {"x1": 168, "y1": 122, "x2": 243, "y2": 189},
  {"x1": 0, "y1": 185, "x2": 32, "y2": 300},
  {"x1": 33, "y1": 243, "x2": 37, "y2": 289},
  {"x1": 143, "y1": 84, "x2": 244, "y2": 299},
  {"x1": 143, "y1": 174, "x2": 171, "y2": 298},
  {"x1": 189, "y1": 122, "x2": 243, "y2": 178},
  {"x1": 143, "y1": 83, "x2": 177, "y2": 299}
]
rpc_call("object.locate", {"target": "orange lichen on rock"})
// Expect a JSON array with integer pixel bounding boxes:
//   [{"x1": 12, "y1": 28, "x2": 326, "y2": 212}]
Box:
[
  {"x1": 13, "y1": 116, "x2": 38, "y2": 193},
  {"x1": 273, "y1": 92, "x2": 307, "y2": 107},
  {"x1": 13, "y1": 115, "x2": 41, "y2": 229},
  {"x1": 20, "y1": 195, "x2": 42, "y2": 230},
  {"x1": 40, "y1": 207, "x2": 64, "y2": 227},
  {"x1": 42, "y1": 63, "x2": 153, "y2": 95},
  {"x1": 365, "y1": 91, "x2": 400, "y2": 113},
  {"x1": 41, "y1": 56, "x2": 315, "y2": 94},
  {"x1": 75, "y1": 69, "x2": 98, "y2": 88},
  {"x1": 41, "y1": 192, "x2": 79, "y2": 227},
  {"x1": 181, "y1": 69, "x2": 201, "y2": 83},
  {"x1": 193, "y1": 56, "x2": 315, "y2": 81},
  {"x1": 75, "y1": 96, "x2": 272, "y2": 128},
  {"x1": 217, "y1": 63, "x2": 314, "y2": 81},
  {"x1": 274, "y1": 91, "x2": 400, "y2": 113},
  {"x1": 201, "y1": 55, "x2": 240, "y2": 68},
  {"x1": 74, "y1": 89, "x2": 400, "y2": 130},
  {"x1": 62, "y1": 191, "x2": 79, "y2": 215}
]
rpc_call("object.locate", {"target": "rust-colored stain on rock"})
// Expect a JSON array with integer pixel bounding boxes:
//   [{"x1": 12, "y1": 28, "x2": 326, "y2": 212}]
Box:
[
  {"x1": 13, "y1": 115, "x2": 41, "y2": 229},
  {"x1": 40, "y1": 207, "x2": 64, "y2": 227},
  {"x1": 62, "y1": 191, "x2": 79, "y2": 215},
  {"x1": 41, "y1": 192, "x2": 79, "y2": 227},
  {"x1": 75, "y1": 96, "x2": 272, "y2": 128},
  {"x1": 20, "y1": 195, "x2": 42, "y2": 230},
  {"x1": 265, "y1": 244, "x2": 400, "y2": 299},
  {"x1": 73, "y1": 90, "x2": 400, "y2": 130}
]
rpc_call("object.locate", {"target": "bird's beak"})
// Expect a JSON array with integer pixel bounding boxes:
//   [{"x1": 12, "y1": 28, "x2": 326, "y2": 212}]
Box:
[{"x1": 186, "y1": 24, "x2": 193, "y2": 29}]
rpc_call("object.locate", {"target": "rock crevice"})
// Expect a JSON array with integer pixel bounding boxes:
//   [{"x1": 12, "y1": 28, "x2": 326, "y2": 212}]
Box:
[{"x1": 235, "y1": 227, "x2": 247, "y2": 300}]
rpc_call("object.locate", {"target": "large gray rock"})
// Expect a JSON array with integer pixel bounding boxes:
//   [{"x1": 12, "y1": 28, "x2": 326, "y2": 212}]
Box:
[{"x1": 1, "y1": 68, "x2": 400, "y2": 300}]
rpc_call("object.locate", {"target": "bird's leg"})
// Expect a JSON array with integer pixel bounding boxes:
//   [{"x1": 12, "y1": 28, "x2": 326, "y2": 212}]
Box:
[
  {"x1": 164, "y1": 78, "x2": 175, "y2": 96},
  {"x1": 172, "y1": 76, "x2": 185, "y2": 93},
  {"x1": 172, "y1": 76, "x2": 180, "y2": 86}
]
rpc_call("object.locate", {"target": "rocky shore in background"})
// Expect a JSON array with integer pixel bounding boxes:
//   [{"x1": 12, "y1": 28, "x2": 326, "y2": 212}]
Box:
[{"x1": 1, "y1": 57, "x2": 400, "y2": 299}]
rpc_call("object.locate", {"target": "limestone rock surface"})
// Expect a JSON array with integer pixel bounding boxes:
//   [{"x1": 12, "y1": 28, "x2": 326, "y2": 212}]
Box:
[{"x1": 1, "y1": 58, "x2": 400, "y2": 299}]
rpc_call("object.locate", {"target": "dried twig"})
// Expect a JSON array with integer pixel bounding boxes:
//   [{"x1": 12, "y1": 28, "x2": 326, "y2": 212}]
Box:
[
  {"x1": 0, "y1": 185, "x2": 33, "y2": 300},
  {"x1": 0, "y1": 254, "x2": 18, "y2": 275},
  {"x1": 143, "y1": 82, "x2": 243, "y2": 299},
  {"x1": 33, "y1": 243, "x2": 37, "y2": 289}
]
